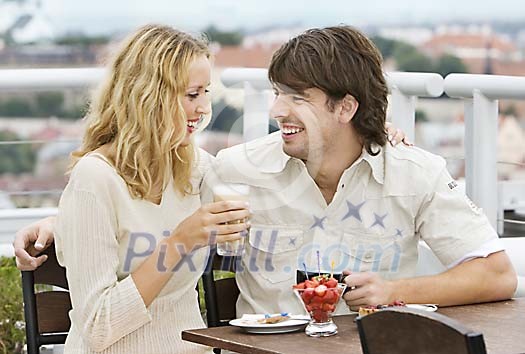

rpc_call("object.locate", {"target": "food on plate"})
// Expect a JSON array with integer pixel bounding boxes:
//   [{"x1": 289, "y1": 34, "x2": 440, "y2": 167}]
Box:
[
  {"x1": 293, "y1": 274, "x2": 344, "y2": 322},
  {"x1": 358, "y1": 300, "x2": 407, "y2": 317},
  {"x1": 257, "y1": 314, "x2": 291, "y2": 324}
]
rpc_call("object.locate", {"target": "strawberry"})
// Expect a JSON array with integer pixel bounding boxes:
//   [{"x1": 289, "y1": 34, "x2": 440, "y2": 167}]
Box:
[
  {"x1": 325, "y1": 278, "x2": 338, "y2": 289},
  {"x1": 312, "y1": 309, "x2": 328, "y2": 322},
  {"x1": 311, "y1": 295, "x2": 324, "y2": 304},
  {"x1": 323, "y1": 289, "x2": 336, "y2": 304},
  {"x1": 302, "y1": 288, "x2": 315, "y2": 302},
  {"x1": 322, "y1": 303, "x2": 335, "y2": 312},
  {"x1": 310, "y1": 303, "x2": 321, "y2": 311},
  {"x1": 314, "y1": 284, "x2": 327, "y2": 297},
  {"x1": 304, "y1": 280, "x2": 318, "y2": 288},
  {"x1": 293, "y1": 282, "x2": 306, "y2": 290}
]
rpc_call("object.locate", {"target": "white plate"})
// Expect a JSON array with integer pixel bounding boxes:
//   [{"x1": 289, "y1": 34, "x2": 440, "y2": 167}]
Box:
[
  {"x1": 405, "y1": 304, "x2": 438, "y2": 312},
  {"x1": 229, "y1": 314, "x2": 310, "y2": 334}
]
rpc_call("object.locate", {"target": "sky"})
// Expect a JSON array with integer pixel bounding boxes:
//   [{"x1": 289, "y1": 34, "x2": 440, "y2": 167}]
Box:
[{"x1": 40, "y1": 0, "x2": 525, "y2": 35}]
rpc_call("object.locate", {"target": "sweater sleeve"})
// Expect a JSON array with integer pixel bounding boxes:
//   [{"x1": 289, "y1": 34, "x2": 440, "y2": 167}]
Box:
[{"x1": 56, "y1": 187, "x2": 152, "y2": 352}]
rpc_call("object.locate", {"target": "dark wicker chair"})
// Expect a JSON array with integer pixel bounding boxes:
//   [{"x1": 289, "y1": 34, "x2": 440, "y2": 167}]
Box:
[
  {"x1": 356, "y1": 307, "x2": 487, "y2": 354},
  {"x1": 21, "y1": 244, "x2": 71, "y2": 354}
]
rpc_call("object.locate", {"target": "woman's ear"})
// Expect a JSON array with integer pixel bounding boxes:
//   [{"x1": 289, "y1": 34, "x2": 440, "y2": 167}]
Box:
[{"x1": 338, "y1": 94, "x2": 359, "y2": 124}]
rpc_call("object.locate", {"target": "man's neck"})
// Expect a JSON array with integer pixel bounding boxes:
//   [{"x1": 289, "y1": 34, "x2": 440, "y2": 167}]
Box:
[{"x1": 305, "y1": 130, "x2": 363, "y2": 203}]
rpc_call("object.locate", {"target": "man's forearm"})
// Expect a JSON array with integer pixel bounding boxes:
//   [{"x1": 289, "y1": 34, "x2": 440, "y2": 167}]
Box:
[{"x1": 389, "y1": 251, "x2": 517, "y2": 306}]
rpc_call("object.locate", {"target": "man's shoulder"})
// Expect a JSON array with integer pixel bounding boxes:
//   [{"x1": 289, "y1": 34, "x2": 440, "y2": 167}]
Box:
[
  {"x1": 382, "y1": 144, "x2": 447, "y2": 192},
  {"x1": 385, "y1": 144, "x2": 446, "y2": 171}
]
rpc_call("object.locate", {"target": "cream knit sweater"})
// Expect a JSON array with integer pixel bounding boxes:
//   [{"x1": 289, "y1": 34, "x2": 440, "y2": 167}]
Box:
[{"x1": 55, "y1": 151, "x2": 214, "y2": 354}]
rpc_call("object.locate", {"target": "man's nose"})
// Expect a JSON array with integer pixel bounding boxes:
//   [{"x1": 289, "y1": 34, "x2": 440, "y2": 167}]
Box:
[{"x1": 269, "y1": 95, "x2": 290, "y2": 121}]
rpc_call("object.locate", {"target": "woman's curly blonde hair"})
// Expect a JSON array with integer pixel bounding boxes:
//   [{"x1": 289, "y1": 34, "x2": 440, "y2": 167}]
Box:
[{"x1": 71, "y1": 24, "x2": 210, "y2": 200}]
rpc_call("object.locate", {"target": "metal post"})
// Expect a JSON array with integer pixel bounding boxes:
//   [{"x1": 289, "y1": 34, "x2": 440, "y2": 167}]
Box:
[
  {"x1": 464, "y1": 90, "x2": 498, "y2": 228},
  {"x1": 243, "y1": 82, "x2": 269, "y2": 142},
  {"x1": 389, "y1": 87, "x2": 416, "y2": 142}
]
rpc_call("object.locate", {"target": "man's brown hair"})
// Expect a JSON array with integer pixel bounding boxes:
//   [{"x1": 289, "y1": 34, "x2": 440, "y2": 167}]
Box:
[{"x1": 268, "y1": 25, "x2": 388, "y2": 155}]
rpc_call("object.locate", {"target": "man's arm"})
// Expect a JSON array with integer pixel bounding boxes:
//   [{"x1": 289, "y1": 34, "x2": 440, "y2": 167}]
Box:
[
  {"x1": 13, "y1": 216, "x2": 56, "y2": 270},
  {"x1": 343, "y1": 250, "x2": 517, "y2": 308}
]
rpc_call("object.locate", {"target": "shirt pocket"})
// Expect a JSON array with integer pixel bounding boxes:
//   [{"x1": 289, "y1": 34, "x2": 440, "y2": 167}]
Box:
[
  {"x1": 341, "y1": 228, "x2": 401, "y2": 274},
  {"x1": 246, "y1": 224, "x2": 304, "y2": 284}
]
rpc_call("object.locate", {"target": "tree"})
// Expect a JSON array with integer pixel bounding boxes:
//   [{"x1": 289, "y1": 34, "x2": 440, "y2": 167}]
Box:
[
  {"x1": 0, "y1": 130, "x2": 36, "y2": 174},
  {"x1": 203, "y1": 25, "x2": 243, "y2": 46},
  {"x1": 0, "y1": 98, "x2": 34, "y2": 117},
  {"x1": 55, "y1": 34, "x2": 110, "y2": 46},
  {"x1": 61, "y1": 102, "x2": 89, "y2": 120},
  {"x1": 434, "y1": 54, "x2": 468, "y2": 77},
  {"x1": 36, "y1": 92, "x2": 64, "y2": 117},
  {"x1": 396, "y1": 50, "x2": 434, "y2": 72},
  {"x1": 371, "y1": 36, "x2": 399, "y2": 58}
]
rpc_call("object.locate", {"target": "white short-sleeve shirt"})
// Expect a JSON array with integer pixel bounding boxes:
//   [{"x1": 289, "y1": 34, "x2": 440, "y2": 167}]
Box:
[{"x1": 204, "y1": 132, "x2": 502, "y2": 316}]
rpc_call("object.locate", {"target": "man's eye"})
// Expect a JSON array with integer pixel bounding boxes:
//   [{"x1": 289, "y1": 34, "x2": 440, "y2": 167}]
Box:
[{"x1": 292, "y1": 96, "x2": 305, "y2": 102}]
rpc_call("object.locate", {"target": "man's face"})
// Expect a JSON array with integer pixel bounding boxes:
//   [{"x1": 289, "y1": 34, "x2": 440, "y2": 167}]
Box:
[{"x1": 270, "y1": 85, "x2": 342, "y2": 162}]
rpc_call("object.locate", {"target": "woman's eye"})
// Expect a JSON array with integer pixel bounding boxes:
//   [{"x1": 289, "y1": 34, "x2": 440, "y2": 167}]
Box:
[
  {"x1": 292, "y1": 96, "x2": 305, "y2": 102},
  {"x1": 187, "y1": 93, "x2": 199, "y2": 99}
]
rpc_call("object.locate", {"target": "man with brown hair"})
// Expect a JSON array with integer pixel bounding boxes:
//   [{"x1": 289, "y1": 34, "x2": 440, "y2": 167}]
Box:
[{"x1": 207, "y1": 25, "x2": 516, "y2": 315}]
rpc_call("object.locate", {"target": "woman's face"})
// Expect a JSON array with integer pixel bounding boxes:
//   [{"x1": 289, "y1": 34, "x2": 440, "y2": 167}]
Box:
[{"x1": 180, "y1": 55, "x2": 212, "y2": 146}]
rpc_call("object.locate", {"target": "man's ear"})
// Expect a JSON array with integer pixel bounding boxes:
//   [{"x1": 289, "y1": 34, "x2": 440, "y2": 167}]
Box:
[{"x1": 338, "y1": 94, "x2": 359, "y2": 123}]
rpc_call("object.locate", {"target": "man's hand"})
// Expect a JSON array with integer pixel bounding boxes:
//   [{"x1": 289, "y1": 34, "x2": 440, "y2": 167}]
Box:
[
  {"x1": 342, "y1": 271, "x2": 395, "y2": 310},
  {"x1": 13, "y1": 216, "x2": 56, "y2": 271}
]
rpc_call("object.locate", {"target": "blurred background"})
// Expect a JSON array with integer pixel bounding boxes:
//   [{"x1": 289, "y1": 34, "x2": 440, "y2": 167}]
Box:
[{"x1": 0, "y1": 0, "x2": 523, "y2": 218}]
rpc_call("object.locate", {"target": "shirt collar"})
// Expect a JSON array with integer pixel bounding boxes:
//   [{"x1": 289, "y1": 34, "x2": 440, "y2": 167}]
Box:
[
  {"x1": 250, "y1": 132, "x2": 385, "y2": 184},
  {"x1": 360, "y1": 144, "x2": 385, "y2": 185},
  {"x1": 248, "y1": 132, "x2": 292, "y2": 174}
]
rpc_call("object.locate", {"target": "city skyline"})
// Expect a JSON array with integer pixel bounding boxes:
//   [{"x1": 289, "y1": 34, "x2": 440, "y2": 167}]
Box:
[{"x1": 38, "y1": 0, "x2": 525, "y2": 35}]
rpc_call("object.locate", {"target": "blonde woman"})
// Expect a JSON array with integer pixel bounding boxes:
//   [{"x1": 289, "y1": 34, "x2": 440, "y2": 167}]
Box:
[{"x1": 53, "y1": 25, "x2": 250, "y2": 353}]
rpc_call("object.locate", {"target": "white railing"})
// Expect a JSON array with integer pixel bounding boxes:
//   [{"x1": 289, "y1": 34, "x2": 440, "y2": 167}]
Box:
[
  {"x1": 1, "y1": 67, "x2": 524, "y2": 296},
  {"x1": 0, "y1": 67, "x2": 105, "y2": 90},
  {"x1": 444, "y1": 74, "x2": 525, "y2": 229}
]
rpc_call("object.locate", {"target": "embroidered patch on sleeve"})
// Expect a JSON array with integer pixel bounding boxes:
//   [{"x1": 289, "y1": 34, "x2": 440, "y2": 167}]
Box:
[{"x1": 448, "y1": 180, "x2": 458, "y2": 190}]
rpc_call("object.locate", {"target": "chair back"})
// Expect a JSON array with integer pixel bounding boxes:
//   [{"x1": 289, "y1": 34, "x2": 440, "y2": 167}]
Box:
[
  {"x1": 356, "y1": 307, "x2": 487, "y2": 354},
  {"x1": 21, "y1": 244, "x2": 72, "y2": 354},
  {"x1": 201, "y1": 246, "x2": 240, "y2": 328}
]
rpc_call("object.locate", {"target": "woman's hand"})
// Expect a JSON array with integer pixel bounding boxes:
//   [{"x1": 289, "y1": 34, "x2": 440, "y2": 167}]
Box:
[
  {"x1": 170, "y1": 200, "x2": 251, "y2": 251},
  {"x1": 385, "y1": 122, "x2": 413, "y2": 146}
]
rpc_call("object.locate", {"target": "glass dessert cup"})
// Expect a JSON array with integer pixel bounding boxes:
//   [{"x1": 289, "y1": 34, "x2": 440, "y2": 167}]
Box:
[{"x1": 294, "y1": 283, "x2": 347, "y2": 337}]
